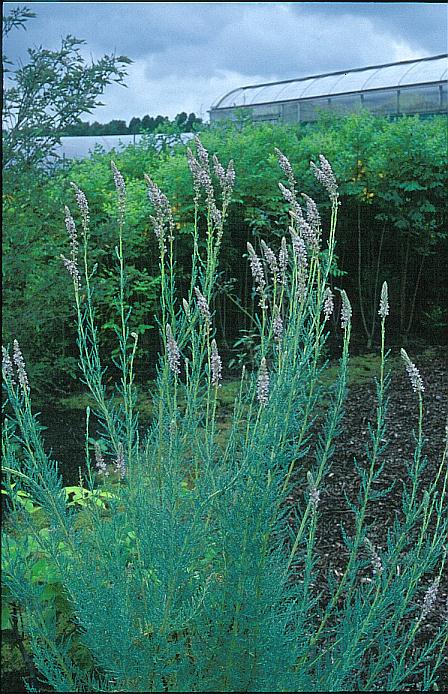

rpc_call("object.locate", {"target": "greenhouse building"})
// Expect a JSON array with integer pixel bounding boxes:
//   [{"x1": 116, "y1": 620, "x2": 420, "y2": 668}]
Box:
[{"x1": 210, "y1": 54, "x2": 447, "y2": 124}]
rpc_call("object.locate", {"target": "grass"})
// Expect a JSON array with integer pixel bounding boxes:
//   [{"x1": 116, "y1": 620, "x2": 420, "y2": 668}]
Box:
[{"x1": 57, "y1": 351, "x2": 402, "y2": 412}]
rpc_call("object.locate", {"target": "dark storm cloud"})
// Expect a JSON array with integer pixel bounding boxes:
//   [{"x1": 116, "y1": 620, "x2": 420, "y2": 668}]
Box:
[
  {"x1": 3, "y1": 2, "x2": 447, "y2": 121},
  {"x1": 5, "y1": 2, "x2": 446, "y2": 69},
  {"x1": 3, "y1": 2, "x2": 235, "y2": 62},
  {"x1": 291, "y1": 3, "x2": 447, "y2": 56}
]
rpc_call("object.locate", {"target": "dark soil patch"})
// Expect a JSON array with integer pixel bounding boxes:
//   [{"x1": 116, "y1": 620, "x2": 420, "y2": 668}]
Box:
[{"x1": 287, "y1": 346, "x2": 448, "y2": 689}]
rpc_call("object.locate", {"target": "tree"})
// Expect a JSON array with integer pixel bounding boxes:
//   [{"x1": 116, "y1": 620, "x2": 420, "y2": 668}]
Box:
[
  {"x1": 61, "y1": 120, "x2": 92, "y2": 136},
  {"x1": 104, "y1": 119, "x2": 128, "y2": 135},
  {"x1": 2, "y1": 6, "x2": 131, "y2": 169},
  {"x1": 175, "y1": 111, "x2": 188, "y2": 128},
  {"x1": 154, "y1": 115, "x2": 169, "y2": 130},
  {"x1": 186, "y1": 112, "x2": 202, "y2": 131},
  {"x1": 141, "y1": 114, "x2": 155, "y2": 132},
  {"x1": 128, "y1": 116, "x2": 142, "y2": 134},
  {"x1": 89, "y1": 121, "x2": 105, "y2": 136}
]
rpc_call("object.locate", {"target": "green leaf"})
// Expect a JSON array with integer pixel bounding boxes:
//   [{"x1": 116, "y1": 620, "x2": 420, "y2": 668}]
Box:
[
  {"x1": 41, "y1": 583, "x2": 63, "y2": 601},
  {"x1": 30, "y1": 558, "x2": 60, "y2": 584},
  {"x1": 1, "y1": 603, "x2": 12, "y2": 631},
  {"x1": 400, "y1": 181, "x2": 425, "y2": 192}
]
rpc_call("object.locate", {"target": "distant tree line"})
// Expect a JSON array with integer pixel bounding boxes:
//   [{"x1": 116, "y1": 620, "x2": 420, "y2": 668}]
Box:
[{"x1": 59, "y1": 112, "x2": 202, "y2": 136}]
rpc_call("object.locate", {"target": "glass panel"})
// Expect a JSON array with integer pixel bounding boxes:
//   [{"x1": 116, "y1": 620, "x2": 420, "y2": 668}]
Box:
[
  {"x1": 334, "y1": 68, "x2": 380, "y2": 94},
  {"x1": 299, "y1": 98, "x2": 331, "y2": 122},
  {"x1": 282, "y1": 102, "x2": 299, "y2": 123},
  {"x1": 240, "y1": 89, "x2": 267, "y2": 107},
  {"x1": 362, "y1": 89, "x2": 398, "y2": 115},
  {"x1": 363, "y1": 64, "x2": 412, "y2": 90},
  {"x1": 299, "y1": 74, "x2": 346, "y2": 98},
  {"x1": 399, "y1": 56, "x2": 448, "y2": 85},
  {"x1": 441, "y1": 84, "x2": 447, "y2": 110},
  {"x1": 250, "y1": 84, "x2": 294, "y2": 104},
  {"x1": 251, "y1": 103, "x2": 281, "y2": 122},
  {"x1": 399, "y1": 85, "x2": 442, "y2": 114},
  {"x1": 275, "y1": 77, "x2": 318, "y2": 101},
  {"x1": 211, "y1": 108, "x2": 237, "y2": 122},
  {"x1": 218, "y1": 89, "x2": 246, "y2": 108},
  {"x1": 329, "y1": 93, "x2": 362, "y2": 113}
]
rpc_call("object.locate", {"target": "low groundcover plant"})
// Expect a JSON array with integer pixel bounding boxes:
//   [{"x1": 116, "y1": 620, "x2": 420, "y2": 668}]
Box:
[{"x1": 2, "y1": 140, "x2": 447, "y2": 692}]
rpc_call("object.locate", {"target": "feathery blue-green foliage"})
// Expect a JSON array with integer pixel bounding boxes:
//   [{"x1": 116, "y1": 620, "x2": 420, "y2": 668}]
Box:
[{"x1": 2, "y1": 141, "x2": 447, "y2": 692}]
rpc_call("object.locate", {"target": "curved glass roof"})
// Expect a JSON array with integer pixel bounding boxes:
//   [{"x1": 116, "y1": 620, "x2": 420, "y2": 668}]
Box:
[{"x1": 213, "y1": 55, "x2": 448, "y2": 109}]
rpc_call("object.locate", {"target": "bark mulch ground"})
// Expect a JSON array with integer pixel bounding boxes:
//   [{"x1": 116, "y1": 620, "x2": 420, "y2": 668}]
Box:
[{"x1": 286, "y1": 346, "x2": 448, "y2": 689}]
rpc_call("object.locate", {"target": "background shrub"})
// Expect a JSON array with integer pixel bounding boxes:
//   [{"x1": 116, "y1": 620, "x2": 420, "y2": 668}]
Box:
[{"x1": 3, "y1": 112, "x2": 447, "y2": 393}]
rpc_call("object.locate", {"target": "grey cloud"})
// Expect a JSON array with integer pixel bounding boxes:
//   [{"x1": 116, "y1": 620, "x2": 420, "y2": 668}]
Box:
[
  {"x1": 5, "y1": 2, "x2": 446, "y2": 68},
  {"x1": 3, "y1": 2, "x2": 446, "y2": 121},
  {"x1": 3, "y1": 2, "x2": 240, "y2": 60},
  {"x1": 290, "y1": 3, "x2": 447, "y2": 55},
  {"x1": 140, "y1": 3, "x2": 435, "y2": 81}
]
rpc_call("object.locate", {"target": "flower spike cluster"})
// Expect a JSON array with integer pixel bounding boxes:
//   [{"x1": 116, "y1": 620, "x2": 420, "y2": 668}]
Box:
[
  {"x1": 2, "y1": 346, "x2": 16, "y2": 384},
  {"x1": 323, "y1": 288, "x2": 334, "y2": 321},
  {"x1": 70, "y1": 182, "x2": 90, "y2": 233},
  {"x1": 307, "y1": 471, "x2": 320, "y2": 510},
  {"x1": 257, "y1": 357, "x2": 270, "y2": 406},
  {"x1": 401, "y1": 349, "x2": 424, "y2": 394},
  {"x1": 194, "y1": 287, "x2": 211, "y2": 324},
  {"x1": 340, "y1": 290, "x2": 352, "y2": 329},
  {"x1": 13, "y1": 340, "x2": 29, "y2": 389},
  {"x1": 272, "y1": 307, "x2": 283, "y2": 341},
  {"x1": 61, "y1": 206, "x2": 81, "y2": 289},
  {"x1": 145, "y1": 174, "x2": 175, "y2": 249},
  {"x1": 275, "y1": 148, "x2": 296, "y2": 194},
  {"x1": 364, "y1": 537, "x2": 383, "y2": 576},
  {"x1": 211, "y1": 339, "x2": 222, "y2": 387},
  {"x1": 166, "y1": 324, "x2": 181, "y2": 375},
  {"x1": 2, "y1": 341, "x2": 30, "y2": 390},
  {"x1": 187, "y1": 137, "x2": 234, "y2": 222},
  {"x1": 260, "y1": 240, "x2": 279, "y2": 278},
  {"x1": 420, "y1": 577, "x2": 439, "y2": 621},
  {"x1": 115, "y1": 444, "x2": 126, "y2": 479},
  {"x1": 111, "y1": 160, "x2": 126, "y2": 220},
  {"x1": 247, "y1": 242, "x2": 267, "y2": 308},
  {"x1": 278, "y1": 237, "x2": 289, "y2": 286},
  {"x1": 378, "y1": 281, "x2": 389, "y2": 320},
  {"x1": 94, "y1": 442, "x2": 108, "y2": 476},
  {"x1": 310, "y1": 155, "x2": 338, "y2": 203}
]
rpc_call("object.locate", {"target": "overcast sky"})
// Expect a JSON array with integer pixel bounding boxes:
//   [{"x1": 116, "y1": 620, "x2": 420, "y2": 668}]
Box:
[{"x1": 4, "y1": 2, "x2": 447, "y2": 123}]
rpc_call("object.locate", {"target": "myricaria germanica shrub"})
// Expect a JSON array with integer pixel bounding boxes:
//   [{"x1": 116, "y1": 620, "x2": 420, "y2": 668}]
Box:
[{"x1": 2, "y1": 140, "x2": 447, "y2": 692}]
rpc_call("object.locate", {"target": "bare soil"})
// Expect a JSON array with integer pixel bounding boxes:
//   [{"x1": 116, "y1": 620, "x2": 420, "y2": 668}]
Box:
[{"x1": 286, "y1": 346, "x2": 448, "y2": 690}]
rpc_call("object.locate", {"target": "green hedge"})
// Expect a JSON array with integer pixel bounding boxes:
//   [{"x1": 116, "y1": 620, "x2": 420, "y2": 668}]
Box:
[{"x1": 3, "y1": 112, "x2": 447, "y2": 393}]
